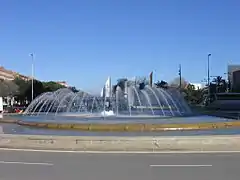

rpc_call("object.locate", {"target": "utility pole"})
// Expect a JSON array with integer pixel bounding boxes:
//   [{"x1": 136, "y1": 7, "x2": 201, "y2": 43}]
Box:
[
  {"x1": 30, "y1": 53, "x2": 34, "y2": 102},
  {"x1": 179, "y1": 64, "x2": 182, "y2": 89}
]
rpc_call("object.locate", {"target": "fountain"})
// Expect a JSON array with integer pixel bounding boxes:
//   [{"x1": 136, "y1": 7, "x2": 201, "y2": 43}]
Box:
[
  {"x1": 12, "y1": 84, "x2": 238, "y2": 134},
  {"x1": 23, "y1": 84, "x2": 192, "y2": 121}
]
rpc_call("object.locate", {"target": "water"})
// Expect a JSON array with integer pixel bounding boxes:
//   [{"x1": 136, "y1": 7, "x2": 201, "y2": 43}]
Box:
[
  {"x1": 14, "y1": 86, "x2": 240, "y2": 136},
  {"x1": 23, "y1": 86, "x2": 192, "y2": 118},
  {"x1": 5, "y1": 113, "x2": 240, "y2": 136},
  {"x1": 15, "y1": 114, "x2": 231, "y2": 124}
]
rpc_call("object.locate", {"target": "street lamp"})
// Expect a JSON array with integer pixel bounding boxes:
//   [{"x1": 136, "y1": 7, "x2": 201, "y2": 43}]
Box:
[
  {"x1": 207, "y1": 54, "x2": 211, "y2": 86},
  {"x1": 29, "y1": 53, "x2": 34, "y2": 102},
  {"x1": 178, "y1": 64, "x2": 182, "y2": 89},
  {"x1": 207, "y1": 53, "x2": 211, "y2": 104}
]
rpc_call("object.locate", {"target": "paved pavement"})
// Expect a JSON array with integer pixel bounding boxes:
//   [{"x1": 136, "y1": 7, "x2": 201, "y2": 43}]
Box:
[{"x1": 0, "y1": 150, "x2": 239, "y2": 180}]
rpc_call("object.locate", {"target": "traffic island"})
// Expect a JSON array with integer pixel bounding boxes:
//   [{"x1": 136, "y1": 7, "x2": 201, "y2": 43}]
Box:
[{"x1": 1, "y1": 134, "x2": 240, "y2": 151}]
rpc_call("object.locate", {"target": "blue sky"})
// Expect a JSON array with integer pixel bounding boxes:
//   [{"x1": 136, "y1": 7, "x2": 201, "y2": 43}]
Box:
[{"x1": 1, "y1": 0, "x2": 240, "y2": 94}]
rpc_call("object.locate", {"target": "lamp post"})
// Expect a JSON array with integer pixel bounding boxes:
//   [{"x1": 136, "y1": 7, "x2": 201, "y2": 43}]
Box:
[
  {"x1": 179, "y1": 64, "x2": 182, "y2": 89},
  {"x1": 29, "y1": 53, "x2": 34, "y2": 102},
  {"x1": 207, "y1": 54, "x2": 211, "y2": 87},
  {"x1": 207, "y1": 53, "x2": 211, "y2": 104}
]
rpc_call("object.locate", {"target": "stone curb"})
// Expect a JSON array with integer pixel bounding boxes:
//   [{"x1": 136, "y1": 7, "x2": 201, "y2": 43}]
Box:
[
  {"x1": 0, "y1": 119, "x2": 18, "y2": 123},
  {"x1": 1, "y1": 134, "x2": 240, "y2": 151},
  {"x1": 1, "y1": 118, "x2": 240, "y2": 132},
  {"x1": 17, "y1": 120, "x2": 240, "y2": 132}
]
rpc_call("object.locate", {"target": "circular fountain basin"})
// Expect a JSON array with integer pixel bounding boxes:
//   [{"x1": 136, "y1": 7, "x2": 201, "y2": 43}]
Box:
[
  {"x1": 16, "y1": 113, "x2": 230, "y2": 124},
  {"x1": 3, "y1": 122, "x2": 240, "y2": 136},
  {"x1": 15, "y1": 87, "x2": 240, "y2": 133},
  {"x1": 9, "y1": 114, "x2": 239, "y2": 133}
]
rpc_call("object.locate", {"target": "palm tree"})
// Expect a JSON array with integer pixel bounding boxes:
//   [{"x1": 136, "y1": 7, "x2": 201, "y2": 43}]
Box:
[
  {"x1": 212, "y1": 76, "x2": 223, "y2": 86},
  {"x1": 212, "y1": 76, "x2": 227, "y2": 93}
]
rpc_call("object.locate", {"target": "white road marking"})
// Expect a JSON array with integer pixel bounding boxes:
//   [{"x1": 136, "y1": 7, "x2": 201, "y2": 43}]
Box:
[
  {"x1": 0, "y1": 148, "x2": 240, "y2": 154},
  {"x1": 0, "y1": 161, "x2": 53, "y2": 166},
  {"x1": 150, "y1": 164, "x2": 212, "y2": 167}
]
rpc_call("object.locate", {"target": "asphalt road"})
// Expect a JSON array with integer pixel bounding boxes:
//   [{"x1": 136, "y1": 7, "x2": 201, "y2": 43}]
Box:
[{"x1": 0, "y1": 150, "x2": 239, "y2": 180}]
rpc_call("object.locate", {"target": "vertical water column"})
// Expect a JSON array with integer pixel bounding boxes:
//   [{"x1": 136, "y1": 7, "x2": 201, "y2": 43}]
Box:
[{"x1": 116, "y1": 86, "x2": 121, "y2": 116}]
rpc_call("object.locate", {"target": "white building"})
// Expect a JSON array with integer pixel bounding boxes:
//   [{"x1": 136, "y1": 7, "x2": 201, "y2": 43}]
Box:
[{"x1": 56, "y1": 81, "x2": 68, "y2": 87}]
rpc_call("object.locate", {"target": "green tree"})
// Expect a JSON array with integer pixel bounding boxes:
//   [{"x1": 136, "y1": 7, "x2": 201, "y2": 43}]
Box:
[
  {"x1": 25, "y1": 80, "x2": 45, "y2": 101},
  {"x1": 13, "y1": 78, "x2": 71, "y2": 104},
  {"x1": 0, "y1": 79, "x2": 19, "y2": 97},
  {"x1": 154, "y1": 80, "x2": 168, "y2": 89},
  {"x1": 183, "y1": 84, "x2": 204, "y2": 104},
  {"x1": 14, "y1": 78, "x2": 47, "y2": 103},
  {"x1": 42, "y1": 81, "x2": 65, "y2": 92},
  {"x1": 13, "y1": 77, "x2": 30, "y2": 104}
]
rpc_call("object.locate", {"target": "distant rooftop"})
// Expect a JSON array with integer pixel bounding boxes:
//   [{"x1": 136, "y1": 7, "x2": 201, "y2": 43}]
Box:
[
  {"x1": 0, "y1": 66, "x2": 31, "y2": 81},
  {"x1": 56, "y1": 81, "x2": 68, "y2": 87}
]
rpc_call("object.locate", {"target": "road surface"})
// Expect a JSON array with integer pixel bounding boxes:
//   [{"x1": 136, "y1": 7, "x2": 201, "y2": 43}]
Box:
[{"x1": 0, "y1": 150, "x2": 239, "y2": 180}]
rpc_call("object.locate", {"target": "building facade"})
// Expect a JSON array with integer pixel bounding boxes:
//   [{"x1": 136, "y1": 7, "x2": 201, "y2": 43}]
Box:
[
  {"x1": 0, "y1": 66, "x2": 15, "y2": 80},
  {"x1": 228, "y1": 65, "x2": 240, "y2": 91},
  {"x1": 0, "y1": 66, "x2": 31, "y2": 81}
]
